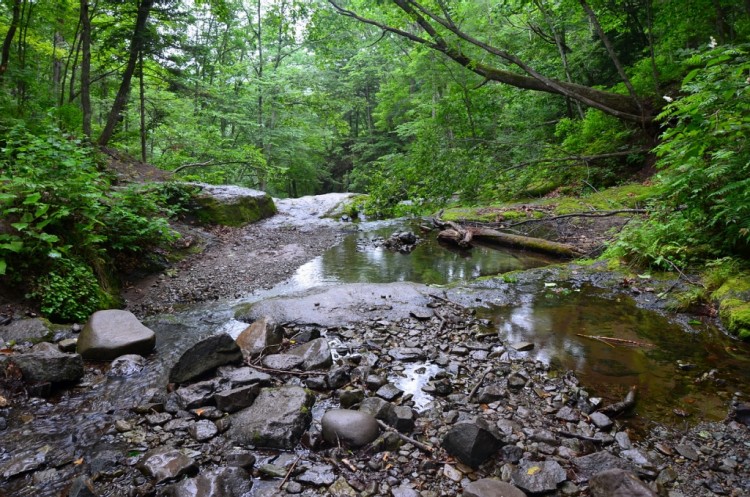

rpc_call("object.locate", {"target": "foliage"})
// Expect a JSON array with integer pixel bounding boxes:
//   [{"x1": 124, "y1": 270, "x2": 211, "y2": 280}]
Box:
[{"x1": 27, "y1": 257, "x2": 105, "y2": 323}]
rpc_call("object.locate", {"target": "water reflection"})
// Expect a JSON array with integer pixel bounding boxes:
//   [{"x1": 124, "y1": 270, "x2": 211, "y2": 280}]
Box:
[{"x1": 481, "y1": 284, "x2": 750, "y2": 423}]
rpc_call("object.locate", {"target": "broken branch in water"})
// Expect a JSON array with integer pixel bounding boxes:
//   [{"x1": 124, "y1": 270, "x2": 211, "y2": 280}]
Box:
[
  {"x1": 576, "y1": 334, "x2": 653, "y2": 347},
  {"x1": 598, "y1": 385, "x2": 638, "y2": 416}
]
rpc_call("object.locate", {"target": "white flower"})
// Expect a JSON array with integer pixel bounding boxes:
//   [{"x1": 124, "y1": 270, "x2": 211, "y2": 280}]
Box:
[
  {"x1": 663, "y1": 95, "x2": 673, "y2": 103},
  {"x1": 709, "y1": 36, "x2": 718, "y2": 49}
]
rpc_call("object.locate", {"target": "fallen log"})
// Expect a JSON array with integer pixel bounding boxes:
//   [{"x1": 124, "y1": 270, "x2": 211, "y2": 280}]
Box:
[
  {"x1": 598, "y1": 385, "x2": 637, "y2": 416},
  {"x1": 434, "y1": 218, "x2": 583, "y2": 258}
]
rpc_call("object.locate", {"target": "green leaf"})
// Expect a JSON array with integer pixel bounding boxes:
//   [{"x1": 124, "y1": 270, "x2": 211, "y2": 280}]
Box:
[
  {"x1": 23, "y1": 193, "x2": 42, "y2": 205},
  {"x1": 10, "y1": 222, "x2": 29, "y2": 231},
  {"x1": 0, "y1": 241, "x2": 23, "y2": 252},
  {"x1": 39, "y1": 233, "x2": 59, "y2": 244},
  {"x1": 48, "y1": 250, "x2": 62, "y2": 259},
  {"x1": 0, "y1": 259, "x2": 5, "y2": 275}
]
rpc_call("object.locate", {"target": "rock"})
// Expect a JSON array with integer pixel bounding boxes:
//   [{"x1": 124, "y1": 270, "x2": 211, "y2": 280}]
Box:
[
  {"x1": 261, "y1": 353, "x2": 304, "y2": 371},
  {"x1": 476, "y1": 383, "x2": 506, "y2": 404},
  {"x1": 67, "y1": 475, "x2": 96, "y2": 497},
  {"x1": 675, "y1": 443, "x2": 700, "y2": 461},
  {"x1": 164, "y1": 466, "x2": 253, "y2": 497},
  {"x1": 1, "y1": 318, "x2": 51, "y2": 342},
  {"x1": 175, "y1": 380, "x2": 217, "y2": 410},
  {"x1": 321, "y1": 409, "x2": 380, "y2": 448},
  {"x1": 235, "y1": 317, "x2": 283, "y2": 359},
  {"x1": 169, "y1": 334, "x2": 242, "y2": 384},
  {"x1": 507, "y1": 373, "x2": 527, "y2": 391},
  {"x1": 329, "y1": 476, "x2": 359, "y2": 497},
  {"x1": 589, "y1": 411, "x2": 613, "y2": 430},
  {"x1": 108, "y1": 354, "x2": 145, "y2": 377},
  {"x1": 187, "y1": 182, "x2": 276, "y2": 227},
  {"x1": 188, "y1": 420, "x2": 218, "y2": 442},
  {"x1": 294, "y1": 463, "x2": 336, "y2": 486},
  {"x1": 224, "y1": 449, "x2": 256, "y2": 469},
  {"x1": 732, "y1": 402, "x2": 750, "y2": 426},
  {"x1": 1, "y1": 445, "x2": 50, "y2": 479},
  {"x1": 511, "y1": 460, "x2": 567, "y2": 494},
  {"x1": 573, "y1": 451, "x2": 634, "y2": 481},
  {"x1": 501, "y1": 445, "x2": 524, "y2": 464},
  {"x1": 327, "y1": 366, "x2": 351, "y2": 389},
  {"x1": 615, "y1": 431, "x2": 632, "y2": 450},
  {"x1": 622, "y1": 448, "x2": 653, "y2": 468},
  {"x1": 387, "y1": 348, "x2": 425, "y2": 361},
  {"x1": 58, "y1": 338, "x2": 77, "y2": 353},
  {"x1": 391, "y1": 484, "x2": 420, "y2": 497},
  {"x1": 138, "y1": 448, "x2": 197, "y2": 484},
  {"x1": 463, "y1": 478, "x2": 527, "y2": 497},
  {"x1": 339, "y1": 387, "x2": 365, "y2": 408},
  {"x1": 390, "y1": 405, "x2": 415, "y2": 433},
  {"x1": 555, "y1": 406, "x2": 579, "y2": 422},
  {"x1": 442, "y1": 418, "x2": 503, "y2": 468},
  {"x1": 589, "y1": 469, "x2": 656, "y2": 497},
  {"x1": 228, "y1": 386, "x2": 314, "y2": 449},
  {"x1": 218, "y1": 366, "x2": 272, "y2": 387},
  {"x1": 359, "y1": 397, "x2": 397, "y2": 421},
  {"x1": 10, "y1": 346, "x2": 83, "y2": 384},
  {"x1": 511, "y1": 342, "x2": 534, "y2": 352},
  {"x1": 287, "y1": 338, "x2": 332, "y2": 371},
  {"x1": 376, "y1": 383, "x2": 403, "y2": 401},
  {"x1": 77, "y1": 310, "x2": 155, "y2": 360},
  {"x1": 214, "y1": 384, "x2": 260, "y2": 413}
]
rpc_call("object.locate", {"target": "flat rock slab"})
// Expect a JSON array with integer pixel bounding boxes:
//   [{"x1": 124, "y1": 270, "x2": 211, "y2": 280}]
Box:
[
  {"x1": 511, "y1": 460, "x2": 567, "y2": 494},
  {"x1": 0, "y1": 318, "x2": 51, "y2": 343},
  {"x1": 77, "y1": 310, "x2": 155, "y2": 361},
  {"x1": 228, "y1": 386, "x2": 314, "y2": 449},
  {"x1": 169, "y1": 334, "x2": 242, "y2": 384},
  {"x1": 287, "y1": 338, "x2": 332, "y2": 370},
  {"x1": 573, "y1": 450, "x2": 634, "y2": 481},
  {"x1": 589, "y1": 469, "x2": 656, "y2": 497},
  {"x1": 10, "y1": 345, "x2": 83, "y2": 384},
  {"x1": 463, "y1": 478, "x2": 527, "y2": 497},
  {"x1": 138, "y1": 448, "x2": 197, "y2": 485},
  {"x1": 235, "y1": 282, "x2": 434, "y2": 328},
  {"x1": 164, "y1": 467, "x2": 252, "y2": 497},
  {"x1": 187, "y1": 182, "x2": 276, "y2": 227}
]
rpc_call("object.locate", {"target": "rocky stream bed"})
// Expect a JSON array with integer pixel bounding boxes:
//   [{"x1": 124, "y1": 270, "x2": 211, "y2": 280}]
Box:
[{"x1": 1, "y1": 193, "x2": 749, "y2": 497}]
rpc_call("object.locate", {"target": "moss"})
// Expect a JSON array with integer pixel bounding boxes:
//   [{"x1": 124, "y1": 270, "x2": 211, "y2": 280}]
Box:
[
  {"x1": 719, "y1": 299, "x2": 750, "y2": 340},
  {"x1": 712, "y1": 275, "x2": 750, "y2": 301},
  {"x1": 191, "y1": 190, "x2": 277, "y2": 227}
]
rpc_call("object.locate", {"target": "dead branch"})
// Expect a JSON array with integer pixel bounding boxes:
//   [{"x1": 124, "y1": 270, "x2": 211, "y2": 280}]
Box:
[
  {"x1": 467, "y1": 366, "x2": 493, "y2": 403},
  {"x1": 598, "y1": 385, "x2": 638, "y2": 416},
  {"x1": 498, "y1": 149, "x2": 651, "y2": 175},
  {"x1": 576, "y1": 335, "x2": 653, "y2": 347},
  {"x1": 376, "y1": 420, "x2": 435, "y2": 454},
  {"x1": 507, "y1": 209, "x2": 647, "y2": 228}
]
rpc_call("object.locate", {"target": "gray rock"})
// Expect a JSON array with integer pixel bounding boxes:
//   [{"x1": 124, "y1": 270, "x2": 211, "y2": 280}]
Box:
[
  {"x1": 622, "y1": 448, "x2": 653, "y2": 468},
  {"x1": 327, "y1": 366, "x2": 351, "y2": 389},
  {"x1": 675, "y1": 443, "x2": 700, "y2": 461},
  {"x1": 390, "y1": 405, "x2": 415, "y2": 433},
  {"x1": 1, "y1": 318, "x2": 50, "y2": 342},
  {"x1": 187, "y1": 182, "x2": 276, "y2": 227},
  {"x1": 108, "y1": 354, "x2": 145, "y2": 377},
  {"x1": 138, "y1": 448, "x2": 197, "y2": 484},
  {"x1": 476, "y1": 383, "x2": 506, "y2": 404},
  {"x1": 589, "y1": 469, "x2": 656, "y2": 497},
  {"x1": 224, "y1": 449, "x2": 256, "y2": 469},
  {"x1": 235, "y1": 316, "x2": 283, "y2": 359},
  {"x1": 321, "y1": 409, "x2": 380, "y2": 448},
  {"x1": 77, "y1": 310, "x2": 155, "y2": 360},
  {"x1": 175, "y1": 380, "x2": 217, "y2": 410},
  {"x1": 589, "y1": 411, "x2": 613, "y2": 430},
  {"x1": 501, "y1": 445, "x2": 524, "y2": 463},
  {"x1": 261, "y1": 353, "x2": 304, "y2": 371},
  {"x1": 1, "y1": 445, "x2": 50, "y2": 479},
  {"x1": 214, "y1": 384, "x2": 260, "y2": 413},
  {"x1": 228, "y1": 386, "x2": 314, "y2": 449},
  {"x1": 10, "y1": 346, "x2": 83, "y2": 384},
  {"x1": 507, "y1": 373, "x2": 527, "y2": 391},
  {"x1": 188, "y1": 420, "x2": 218, "y2": 442},
  {"x1": 463, "y1": 478, "x2": 527, "y2": 497},
  {"x1": 287, "y1": 338, "x2": 332, "y2": 371},
  {"x1": 376, "y1": 383, "x2": 403, "y2": 401},
  {"x1": 219, "y1": 366, "x2": 272, "y2": 387},
  {"x1": 511, "y1": 342, "x2": 534, "y2": 352},
  {"x1": 294, "y1": 463, "x2": 336, "y2": 486},
  {"x1": 339, "y1": 387, "x2": 365, "y2": 408},
  {"x1": 164, "y1": 466, "x2": 253, "y2": 497},
  {"x1": 573, "y1": 451, "x2": 634, "y2": 481},
  {"x1": 511, "y1": 460, "x2": 567, "y2": 494},
  {"x1": 328, "y1": 476, "x2": 359, "y2": 497},
  {"x1": 391, "y1": 485, "x2": 420, "y2": 497},
  {"x1": 555, "y1": 406, "x2": 579, "y2": 422},
  {"x1": 442, "y1": 418, "x2": 503, "y2": 468},
  {"x1": 169, "y1": 334, "x2": 242, "y2": 384},
  {"x1": 387, "y1": 348, "x2": 425, "y2": 361},
  {"x1": 359, "y1": 397, "x2": 397, "y2": 421},
  {"x1": 615, "y1": 431, "x2": 632, "y2": 450},
  {"x1": 58, "y1": 338, "x2": 77, "y2": 353}
]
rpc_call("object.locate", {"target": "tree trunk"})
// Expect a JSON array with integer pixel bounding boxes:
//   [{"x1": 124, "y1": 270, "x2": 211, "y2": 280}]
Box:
[
  {"x1": 97, "y1": 0, "x2": 154, "y2": 147},
  {"x1": 0, "y1": 0, "x2": 22, "y2": 81},
  {"x1": 139, "y1": 50, "x2": 146, "y2": 162},
  {"x1": 80, "y1": 0, "x2": 92, "y2": 137}
]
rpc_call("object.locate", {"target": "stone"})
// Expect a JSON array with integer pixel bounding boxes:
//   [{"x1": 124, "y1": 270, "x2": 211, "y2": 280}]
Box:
[
  {"x1": 463, "y1": 478, "x2": 527, "y2": 497},
  {"x1": 622, "y1": 449, "x2": 653, "y2": 468},
  {"x1": 294, "y1": 463, "x2": 336, "y2": 487},
  {"x1": 10, "y1": 346, "x2": 83, "y2": 384},
  {"x1": 511, "y1": 342, "x2": 534, "y2": 352},
  {"x1": 589, "y1": 411, "x2": 613, "y2": 430},
  {"x1": 188, "y1": 419, "x2": 218, "y2": 442},
  {"x1": 387, "y1": 348, "x2": 425, "y2": 361},
  {"x1": 175, "y1": 380, "x2": 217, "y2": 410},
  {"x1": 164, "y1": 466, "x2": 253, "y2": 497},
  {"x1": 235, "y1": 317, "x2": 283, "y2": 359},
  {"x1": 675, "y1": 443, "x2": 700, "y2": 461},
  {"x1": 138, "y1": 448, "x2": 197, "y2": 484},
  {"x1": 589, "y1": 469, "x2": 656, "y2": 497},
  {"x1": 187, "y1": 182, "x2": 276, "y2": 227},
  {"x1": 108, "y1": 354, "x2": 145, "y2": 377},
  {"x1": 214, "y1": 384, "x2": 260, "y2": 413},
  {"x1": 339, "y1": 388, "x2": 365, "y2": 408},
  {"x1": 507, "y1": 373, "x2": 527, "y2": 391},
  {"x1": 511, "y1": 460, "x2": 567, "y2": 494},
  {"x1": 390, "y1": 405, "x2": 415, "y2": 433},
  {"x1": 442, "y1": 418, "x2": 503, "y2": 468},
  {"x1": 501, "y1": 445, "x2": 524, "y2": 464},
  {"x1": 327, "y1": 366, "x2": 351, "y2": 389},
  {"x1": 615, "y1": 431, "x2": 632, "y2": 450},
  {"x1": 322, "y1": 409, "x2": 380, "y2": 448},
  {"x1": 287, "y1": 338, "x2": 332, "y2": 371},
  {"x1": 58, "y1": 338, "x2": 77, "y2": 353},
  {"x1": 391, "y1": 485, "x2": 420, "y2": 497},
  {"x1": 573, "y1": 451, "x2": 634, "y2": 481},
  {"x1": 359, "y1": 397, "x2": 397, "y2": 421},
  {"x1": 218, "y1": 366, "x2": 272, "y2": 387},
  {"x1": 1, "y1": 445, "x2": 50, "y2": 479},
  {"x1": 376, "y1": 383, "x2": 403, "y2": 401},
  {"x1": 224, "y1": 449, "x2": 256, "y2": 469},
  {"x1": 77, "y1": 310, "x2": 155, "y2": 360},
  {"x1": 261, "y1": 353, "x2": 304, "y2": 371},
  {"x1": 329, "y1": 476, "x2": 359, "y2": 497},
  {"x1": 169, "y1": 334, "x2": 242, "y2": 384},
  {"x1": 1, "y1": 318, "x2": 50, "y2": 342},
  {"x1": 228, "y1": 386, "x2": 314, "y2": 449},
  {"x1": 476, "y1": 383, "x2": 506, "y2": 404},
  {"x1": 555, "y1": 406, "x2": 579, "y2": 422}
]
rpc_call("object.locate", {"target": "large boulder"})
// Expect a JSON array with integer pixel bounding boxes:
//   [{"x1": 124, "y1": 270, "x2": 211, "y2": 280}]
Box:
[
  {"x1": 187, "y1": 183, "x2": 276, "y2": 227},
  {"x1": 235, "y1": 317, "x2": 283, "y2": 360},
  {"x1": 442, "y1": 418, "x2": 503, "y2": 468},
  {"x1": 77, "y1": 310, "x2": 155, "y2": 360},
  {"x1": 589, "y1": 469, "x2": 656, "y2": 497},
  {"x1": 287, "y1": 338, "x2": 332, "y2": 371},
  {"x1": 227, "y1": 386, "x2": 314, "y2": 449},
  {"x1": 0, "y1": 318, "x2": 51, "y2": 343},
  {"x1": 321, "y1": 409, "x2": 380, "y2": 448},
  {"x1": 169, "y1": 334, "x2": 242, "y2": 384},
  {"x1": 10, "y1": 343, "x2": 83, "y2": 384}
]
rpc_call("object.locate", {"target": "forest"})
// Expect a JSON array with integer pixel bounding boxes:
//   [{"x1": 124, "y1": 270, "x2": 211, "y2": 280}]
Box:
[{"x1": 0, "y1": 0, "x2": 748, "y2": 326}]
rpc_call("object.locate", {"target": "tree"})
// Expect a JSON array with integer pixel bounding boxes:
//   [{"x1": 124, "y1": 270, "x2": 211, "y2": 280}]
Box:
[{"x1": 328, "y1": 0, "x2": 650, "y2": 123}]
